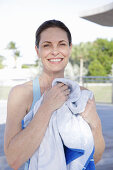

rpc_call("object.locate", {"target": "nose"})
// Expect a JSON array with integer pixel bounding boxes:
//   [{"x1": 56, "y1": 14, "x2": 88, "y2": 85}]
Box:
[{"x1": 51, "y1": 46, "x2": 59, "y2": 56}]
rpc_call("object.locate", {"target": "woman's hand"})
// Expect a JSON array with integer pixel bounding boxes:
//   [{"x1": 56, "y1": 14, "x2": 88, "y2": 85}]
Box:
[
  {"x1": 42, "y1": 83, "x2": 70, "y2": 112},
  {"x1": 80, "y1": 96, "x2": 101, "y2": 130},
  {"x1": 80, "y1": 95, "x2": 105, "y2": 163}
]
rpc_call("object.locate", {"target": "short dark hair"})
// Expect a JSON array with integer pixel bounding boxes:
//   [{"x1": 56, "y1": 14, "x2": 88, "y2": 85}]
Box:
[{"x1": 35, "y1": 19, "x2": 72, "y2": 48}]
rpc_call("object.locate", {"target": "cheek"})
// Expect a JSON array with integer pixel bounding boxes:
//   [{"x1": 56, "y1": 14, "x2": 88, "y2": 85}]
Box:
[
  {"x1": 40, "y1": 49, "x2": 51, "y2": 58},
  {"x1": 60, "y1": 48, "x2": 70, "y2": 58}
]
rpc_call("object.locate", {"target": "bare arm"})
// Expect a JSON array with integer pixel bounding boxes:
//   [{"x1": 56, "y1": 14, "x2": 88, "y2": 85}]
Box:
[
  {"x1": 4, "y1": 83, "x2": 70, "y2": 169},
  {"x1": 4, "y1": 86, "x2": 53, "y2": 169},
  {"x1": 80, "y1": 86, "x2": 105, "y2": 163},
  {"x1": 91, "y1": 116, "x2": 105, "y2": 164}
]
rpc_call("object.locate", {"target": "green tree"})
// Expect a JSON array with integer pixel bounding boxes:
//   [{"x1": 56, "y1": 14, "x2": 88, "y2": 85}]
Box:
[
  {"x1": 70, "y1": 42, "x2": 93, "y2": 82},
  {"x1": 71, "y1": 42, "x2": 91, "y2": 65},
  {"x1": 71, "y1": 38, "x2": 113, "y2": 76},
  {"x1": 87, "y1": 39, "x2": 113, "y2": 76},
  {"x1": 88, "y1": 59, "x2": 107, "y2": 76},
  {"x1": 7, "y1": 41, "x2": 16, "y2": 50},
  {"x1": 0, "y1": 55, "x2": 5, "y2": 69},
  {"x1": 7, "y1": 41, "x2": 21, "y2": 68}
]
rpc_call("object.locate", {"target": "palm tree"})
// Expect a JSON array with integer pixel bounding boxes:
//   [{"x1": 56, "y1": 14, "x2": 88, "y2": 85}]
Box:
[
  {"x1": 0, "y1": 55, "x2": 5, "y2": 69},
  {"x1": 7, "y1": 41, "x2": 21, "y2": 68},
  {"x1": 71, "y1": 42, "x2": 92, "y2": 85}
]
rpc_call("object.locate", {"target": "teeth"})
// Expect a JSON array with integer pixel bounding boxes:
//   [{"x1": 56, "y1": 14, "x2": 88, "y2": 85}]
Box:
[{"x1": 49, "y1": 59, "x2": 62, "y2": 62}]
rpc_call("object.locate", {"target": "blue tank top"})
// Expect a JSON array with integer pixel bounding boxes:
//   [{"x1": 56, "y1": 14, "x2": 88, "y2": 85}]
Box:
[
  {"x1": 30, "y1": 77, "x2": 41, "y2": 110},
  {"x1": 24, "y1": 77, "x2": 41, "y2": 170}
]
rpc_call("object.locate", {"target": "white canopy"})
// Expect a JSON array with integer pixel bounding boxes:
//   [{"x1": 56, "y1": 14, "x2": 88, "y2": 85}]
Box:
[{"x1": 79, "y1": 2, "x2": 113, "y2": 26}]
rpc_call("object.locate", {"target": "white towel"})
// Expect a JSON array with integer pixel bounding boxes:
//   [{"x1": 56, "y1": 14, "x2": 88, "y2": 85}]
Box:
[{"x1": 23, "y1": 78, "x2": 94, "y2": 170}]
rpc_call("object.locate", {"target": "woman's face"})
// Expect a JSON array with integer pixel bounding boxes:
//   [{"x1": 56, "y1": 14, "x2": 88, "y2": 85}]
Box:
[{"x1": 35, "y1": 27, "x2": 72, "y2": 73}]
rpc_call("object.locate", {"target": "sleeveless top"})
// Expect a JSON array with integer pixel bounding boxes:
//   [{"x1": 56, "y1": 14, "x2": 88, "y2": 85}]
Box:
[{"x1": 24, "y1": 77, "x2": 41, "y2": 170}]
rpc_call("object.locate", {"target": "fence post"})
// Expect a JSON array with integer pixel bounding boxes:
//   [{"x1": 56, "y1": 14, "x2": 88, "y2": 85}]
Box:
[
  {"x1": 80, "y1": 58, "x2": 83, "y2": 85},
  {"x1": 111, "y1": 80, "x2": 113, "y2": 104}
]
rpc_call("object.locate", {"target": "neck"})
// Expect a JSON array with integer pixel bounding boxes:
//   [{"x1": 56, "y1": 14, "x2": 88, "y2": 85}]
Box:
[{"x1": 39, "y1": 70, "x2": 64, "y2": 90}]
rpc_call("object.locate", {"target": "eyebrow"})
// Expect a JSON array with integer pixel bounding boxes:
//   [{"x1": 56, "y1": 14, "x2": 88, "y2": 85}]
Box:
[
  {"x1": 42, "y1": 40, "x2": 68, "y2": 44},
  {"x1": 59, "y1": 40, "x2": 68, "y2": 43}
]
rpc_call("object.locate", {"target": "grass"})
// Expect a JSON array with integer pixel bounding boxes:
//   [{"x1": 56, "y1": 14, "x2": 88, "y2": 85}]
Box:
[
  {"x1": 0, "y1": 86, "x2": 12, "y2": 100},
  {"x1": 84, "y1": 84, "x2": 112, "y2": 103}
]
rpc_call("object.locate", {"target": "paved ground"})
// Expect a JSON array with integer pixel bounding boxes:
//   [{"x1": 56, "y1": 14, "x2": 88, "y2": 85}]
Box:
[
  {"x1": 95, "y1": 104, "x2": 113, "y2": 170},
  {"x1": 0, "y1": 100, "x2": 113, "y2": 170}
]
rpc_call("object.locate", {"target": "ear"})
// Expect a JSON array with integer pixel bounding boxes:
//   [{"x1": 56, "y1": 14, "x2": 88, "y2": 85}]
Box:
[
  {"x1": 69, "y1": 43, "x2": 72, "y2": 57},
  {"x1": 35, "y1": 45, "x2": 41, "y2": 58}
]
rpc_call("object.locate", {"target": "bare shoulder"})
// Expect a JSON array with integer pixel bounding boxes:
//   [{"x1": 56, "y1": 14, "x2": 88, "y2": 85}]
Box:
[
  {"x1": 8, "y1": 80, "x2": 33, "y2": 115},
  {"x1": 80, "y1": 86, "x2": 88, "y2": 90},
  {"x1": 9, "y1": 81, "x2": 32, "y2": 98},
  {"x1": 80, "y1": 85, "x2": 95, "y2": 101}
]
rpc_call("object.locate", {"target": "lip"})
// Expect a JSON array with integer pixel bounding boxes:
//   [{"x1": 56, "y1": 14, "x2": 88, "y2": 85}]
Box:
[
  {"x1": 47, "y1": 57, "x2": 64, "y2": 60},
  {"x1": 47, "y1": 58, "x2": 64, "y2": 64}
]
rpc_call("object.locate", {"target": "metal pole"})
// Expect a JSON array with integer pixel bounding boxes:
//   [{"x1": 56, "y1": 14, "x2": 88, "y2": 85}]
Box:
[
  {"x1": 112, "y1": 80, "x2": 113, "y2": 104},
  {"x1": 80, "y1": 58, "x2": 83, "y2": 85},
  {"x1": 111, "y1": 65, "x2": 113, "y2": 104}
]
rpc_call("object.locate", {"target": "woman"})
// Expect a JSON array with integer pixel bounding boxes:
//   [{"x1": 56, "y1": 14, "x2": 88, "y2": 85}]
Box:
[{"x1": 4, "y1": 20, "x2": 105, "y2": 170}]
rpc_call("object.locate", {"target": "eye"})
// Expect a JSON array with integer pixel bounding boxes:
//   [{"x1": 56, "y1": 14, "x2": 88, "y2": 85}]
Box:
[
  {"x1": 43, "y1": 44, "x2": 50, "y2": 47},
  {"x1": 60, "y1": 43, "x2": 66, "y2": 46}
]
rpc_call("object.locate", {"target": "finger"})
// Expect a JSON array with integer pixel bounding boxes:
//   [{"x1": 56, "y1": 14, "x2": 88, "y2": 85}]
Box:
[
  {"x1": 64, "y1": 95, "x2": 69, "y2": 101},
  {"x1": 56, "y1": 82, "x2": 65, "y2": 87},
  {"x1": 60, "y1": 84, "x2": 69, "y2": 91},
  {"x1": 64, "y1": 89, "x2": 70, "y2": 95}
]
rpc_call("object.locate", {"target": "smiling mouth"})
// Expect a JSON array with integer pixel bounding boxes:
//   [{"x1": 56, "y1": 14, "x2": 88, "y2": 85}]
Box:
[{"x1": 47, "y1": 58, "x2": 63, "y2": 63}]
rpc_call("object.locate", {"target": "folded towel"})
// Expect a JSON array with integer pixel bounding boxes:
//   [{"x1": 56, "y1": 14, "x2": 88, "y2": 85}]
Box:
[{"x1": 22, "y1": 78, "x2": 95, "y2": 170}]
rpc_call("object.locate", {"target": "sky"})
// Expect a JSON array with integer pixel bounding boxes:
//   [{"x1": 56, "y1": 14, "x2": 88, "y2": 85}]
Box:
[{"x1": 0, "y1": 0, "x2": 113, "y2": 64}]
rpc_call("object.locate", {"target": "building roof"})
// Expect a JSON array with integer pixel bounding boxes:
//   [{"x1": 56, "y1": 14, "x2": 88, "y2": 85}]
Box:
[{"x1": 79, "y1": 2, "x2": 113, "y2": 26}]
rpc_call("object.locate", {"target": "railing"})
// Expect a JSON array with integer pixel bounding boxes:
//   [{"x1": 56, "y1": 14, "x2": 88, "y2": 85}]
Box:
[
  {"x1": 0, "y1": 75, "x2": 113, "y2": 104},
  {"x1": 75, "y1": 76, "x2": 113, "y2": 104}
]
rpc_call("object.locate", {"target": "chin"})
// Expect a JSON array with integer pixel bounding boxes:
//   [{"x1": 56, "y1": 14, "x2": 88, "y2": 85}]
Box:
[{"x1": 46, "y1": 68, "x2": 64, "y2": 74}]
